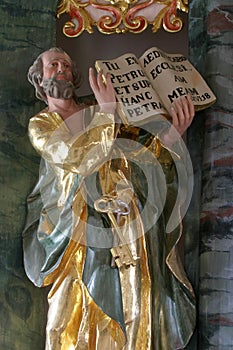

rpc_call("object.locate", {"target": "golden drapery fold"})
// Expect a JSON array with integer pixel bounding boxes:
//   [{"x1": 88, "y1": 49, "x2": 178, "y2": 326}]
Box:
[{"x1": 23, "y1": 107, "x2": 196, "y2": 350}]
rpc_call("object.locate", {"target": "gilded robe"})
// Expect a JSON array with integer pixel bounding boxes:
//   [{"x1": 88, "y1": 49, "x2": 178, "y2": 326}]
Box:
[{"x1": 23, "y1": 107, "x2": 196, "y2": 350}]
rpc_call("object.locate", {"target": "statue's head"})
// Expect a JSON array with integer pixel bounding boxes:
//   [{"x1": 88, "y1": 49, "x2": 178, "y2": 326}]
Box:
[{"x1": 28, "y1": 47, "x2": 82, "y2": 103}]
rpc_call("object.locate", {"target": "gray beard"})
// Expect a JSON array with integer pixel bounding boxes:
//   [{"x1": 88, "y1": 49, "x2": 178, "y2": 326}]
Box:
[{"x1": 43, "y1": 77, "x2": 75, "y2": 100}]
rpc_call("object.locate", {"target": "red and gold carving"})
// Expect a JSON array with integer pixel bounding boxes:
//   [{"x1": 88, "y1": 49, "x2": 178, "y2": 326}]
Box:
[{"x1": 57, "y1": 0, "x2": 188, "y2": 37}]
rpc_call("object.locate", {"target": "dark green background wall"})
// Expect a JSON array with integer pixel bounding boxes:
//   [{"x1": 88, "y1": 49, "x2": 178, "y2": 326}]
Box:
[{"x1": 0, "y1": 1, "x2": 56, "y2": 348}]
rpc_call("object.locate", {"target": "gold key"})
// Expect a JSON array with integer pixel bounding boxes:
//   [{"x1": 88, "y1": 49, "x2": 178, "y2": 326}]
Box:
[{"x1": 94, "y1": 196, "x2": 139, "y2": 268}]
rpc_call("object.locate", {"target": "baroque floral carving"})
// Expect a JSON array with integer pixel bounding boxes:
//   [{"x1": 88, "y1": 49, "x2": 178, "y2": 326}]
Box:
[{"x1": 57, "y1": 0, "x2": 188, "y2": 36}]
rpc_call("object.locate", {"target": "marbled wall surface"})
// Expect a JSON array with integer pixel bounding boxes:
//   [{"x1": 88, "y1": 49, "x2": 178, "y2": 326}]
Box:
[
  {"x1": 0, "y1": 0, "x2": 57, "y2": 348},
  {"x1": 188, "y1": 1, "x2": 233, "y2": 349}
]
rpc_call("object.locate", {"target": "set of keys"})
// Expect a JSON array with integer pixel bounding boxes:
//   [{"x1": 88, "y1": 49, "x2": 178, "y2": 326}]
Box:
[{"x1": 94, "y1": 196, "x2": 139, "y2": 269}]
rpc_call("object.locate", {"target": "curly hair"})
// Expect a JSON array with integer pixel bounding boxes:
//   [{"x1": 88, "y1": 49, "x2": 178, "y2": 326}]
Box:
[{"x1": 27, "y1": 47, "x2": 82, "y2": 103}]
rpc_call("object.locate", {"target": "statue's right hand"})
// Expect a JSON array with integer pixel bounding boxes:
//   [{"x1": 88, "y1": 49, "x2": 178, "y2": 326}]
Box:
[{"x1": 89, "y1": 68, "x2": 116, "y2": 114}]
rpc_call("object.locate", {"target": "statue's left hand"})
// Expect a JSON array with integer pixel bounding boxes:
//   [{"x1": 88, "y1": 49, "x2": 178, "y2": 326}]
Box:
[
  {"x1": 89, "y1": 68, "x2": 116, "y2": 114},
  {"x1": 170, "y1": 95, "x2": 195, "y2": 136},
  {"x1": 162, "y1": 95, "x2": 195, "y2": 146}
]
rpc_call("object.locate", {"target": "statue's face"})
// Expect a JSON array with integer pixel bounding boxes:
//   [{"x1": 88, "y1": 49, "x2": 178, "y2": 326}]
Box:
[
  {"x1": 39, "y1": 50, "x2": 75, "y2": 100},
  {"x1": 41, "y1": 51, "x2": 73, "y2": 84}
]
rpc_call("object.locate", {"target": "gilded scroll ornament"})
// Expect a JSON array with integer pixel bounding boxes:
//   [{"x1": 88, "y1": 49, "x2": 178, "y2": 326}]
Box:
[{"x1": 57, "y1": 0, "x2": 188, "y2": 36}]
